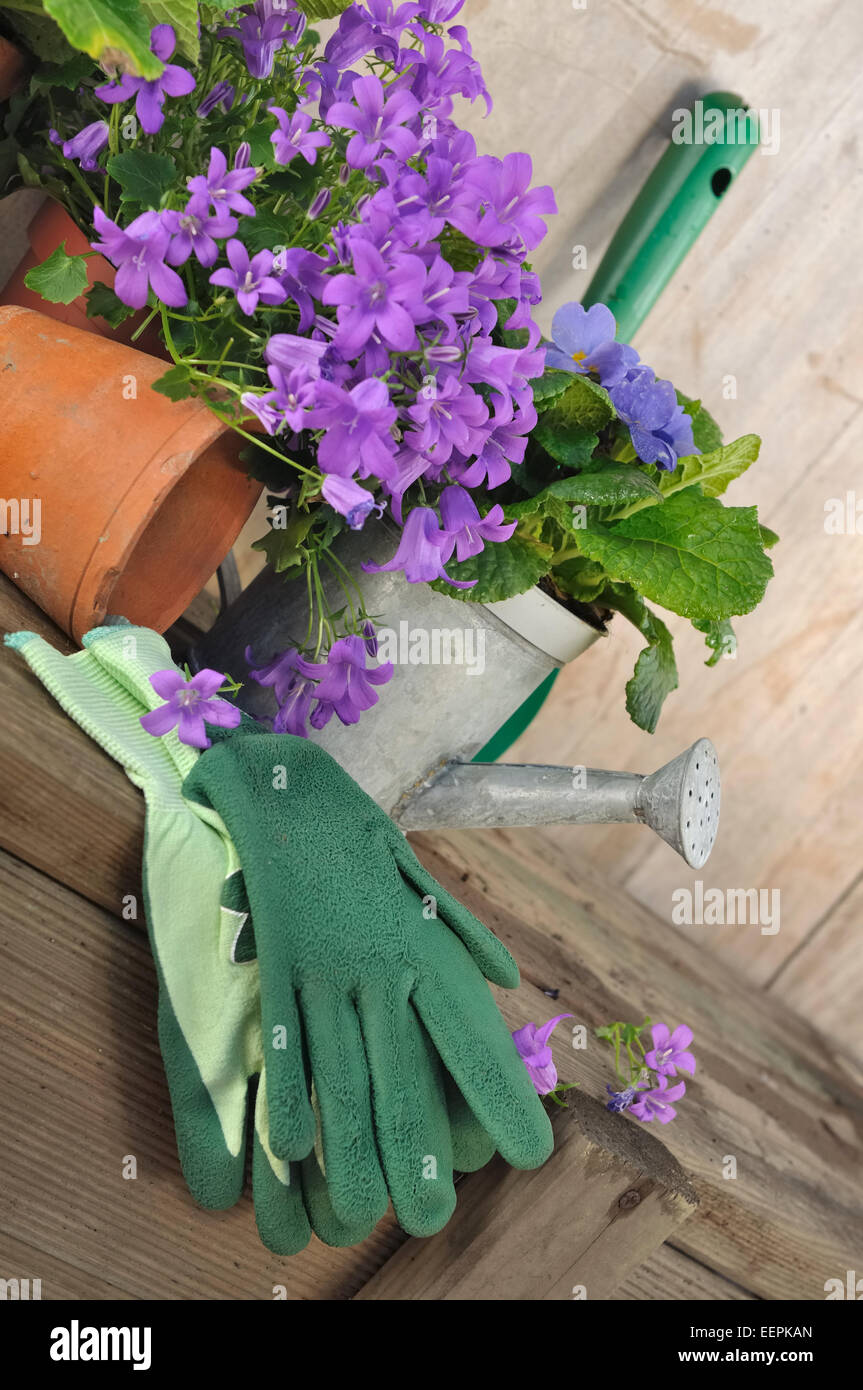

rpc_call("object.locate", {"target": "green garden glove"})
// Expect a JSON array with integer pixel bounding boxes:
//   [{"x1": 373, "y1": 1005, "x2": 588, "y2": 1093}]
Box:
[
  {"x1": 182, "y1": 733, "x2": 554, "y2": 1239},
  {"x1": 4, "y1": 623, "x2": 363, "y2": 1254}
]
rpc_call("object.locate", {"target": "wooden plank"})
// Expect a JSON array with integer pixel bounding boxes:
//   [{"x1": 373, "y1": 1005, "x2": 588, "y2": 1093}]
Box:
[
  {"x1": 356, "y1": 1089, "x2": 697, "y2": 1300},
  {"x1": 408, "y1": 827, "x2": 863, "y2": 1301},
  {"x1": 0, "y1": 852, "x2": 404, "y2": 1300},
  {"x1": 614, "y1": 1244, "x2": 757, "y2": 1302}
]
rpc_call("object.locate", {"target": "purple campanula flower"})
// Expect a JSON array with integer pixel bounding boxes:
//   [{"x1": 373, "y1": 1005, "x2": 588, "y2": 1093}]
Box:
[
  {"x1": 414, "y1": 0, "x2": 467, "y2": 22},
  {"x1": 327, "y1": 73, "x2": 421, "y2": 170},
  {"x1": 644, "y1": 1023, "x2": 696, "y2": 1078},
  {"x1": 405, "y1": 374, "x2": 488, "y2": 464},
  {"x1": 323, "y1": 240, "x2": 426, "y2": 355},
  {"x1": 628, "y1": 1074, "x2": 686, "y2": 1124},
  {"x1": 269, "y1": 106, "x2": 331, "y2": 166},
  {"x1": 605, "y1": 1084, "x2": 639, "y2": 1114},
  {"x1": 438, "y1": 485, "x2": 516, "y2": 563},
  {"x1": 271, "y1": 248, "x2": 330, "y2": 332},
  {"x1": 362, "y1": 507, "x2": 476, "y2": 588},
  {"x1": 220, "y1": 1, "x2": 304, "y2": 80},
  {"x1": 197, "y1": 80, "x2": 236, "y2": 118},
  {"x1": 308, "y1": 635, "x2": 393, "y2": 729},
  {"x1": 307, "y1": 187, "x2": 332, "y2": 220},
  {"x1": 611, "y1": 367, "x2": 698, "y2": 470},
  {"x1": 306, "y1": 378, "x2": 397, "y2": 480},
  {"x1": 210, "y1": 239, "x2": 287, "y2": 315},
  {"x1": 234, "y1": 142, "x2": 252, "y2": 169},
  {"x1": 140, "y1": 669, "x2": 240, "y2": 750},
  {"x1": 511, "y1": 1014, "x2": 574, "y2": 1096},
  {"x1": 187, "y1": 146, "x2": 258, "y2": 221},
  {"x1": 321, "y1": 474, "x2": 384, "y2": 529},
  {"x1": 246, "y1": 644, "x2": 321, "y2": 737},
  {"x1": 91, "y1": 207, "x2": 187, "y2": 310},
  {"x1": 323, "y1": 9, "x2": 399, "y2": 70},
  {"x1": 164, "y1": 196, "x2": 235, "y2": 268},
  {"x1": 96, "y1": 25, "x2": 196, "y2": 135},
  {"x1": 265, "y1": 332, "x2": 330, "y2": 375},
  {"x1": 60, "y1": 120, "x2": 109, "y2": 171},
  {"x1": 451, "y1": 152, "x2": 557, "y2": 253},
  {"x1": 242, "y1": 363, "x2": 316, "y2": 435},
  {"x1": 545, "y1": 301, "x2": 638, "y2": 388}
]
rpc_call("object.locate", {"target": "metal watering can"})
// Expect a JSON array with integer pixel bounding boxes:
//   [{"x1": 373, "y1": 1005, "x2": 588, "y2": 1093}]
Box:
[{"x1": 193, "y1": 520, "x2": 720, "y2": 869}]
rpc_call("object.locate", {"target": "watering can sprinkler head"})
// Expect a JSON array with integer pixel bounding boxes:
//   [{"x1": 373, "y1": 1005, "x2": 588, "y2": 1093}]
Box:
[{"x1": 395, "y1": 738, "x2": 720, "y2": 869}]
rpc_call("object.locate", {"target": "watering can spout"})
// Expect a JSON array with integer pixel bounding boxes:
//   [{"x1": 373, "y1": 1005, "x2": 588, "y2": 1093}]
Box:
[{"x1": 394, "y1": 738, "x2": 720, "y2": 869}]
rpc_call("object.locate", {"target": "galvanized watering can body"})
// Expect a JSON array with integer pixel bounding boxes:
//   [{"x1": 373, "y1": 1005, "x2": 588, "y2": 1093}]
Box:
[{"x1": 193, "y1": 521, "x2": 719, "y2": 868}]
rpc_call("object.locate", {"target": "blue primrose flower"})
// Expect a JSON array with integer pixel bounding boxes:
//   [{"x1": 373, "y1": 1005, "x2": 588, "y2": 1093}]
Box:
[
  {"x1": 545, "y1": 301, "x2": 638, "y2": 388},
  {"x1": 611, "y1": 367, "x2": 699, "y2": 470}
]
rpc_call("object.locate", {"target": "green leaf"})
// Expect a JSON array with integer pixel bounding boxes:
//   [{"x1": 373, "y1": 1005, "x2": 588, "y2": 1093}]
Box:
[
  {"x1": 533, "y1": 415, "x2": 598, "y2": 471},
  {"x1": 678, "y1": 392, "x2": 724, "y2": 454},
  {"x1": 140, "y1": 0, "x2": 199, "y2": 62},
  {"x1": 759, "y1": 523, "x2": 780, "y2": 549},
  {"x1": 693, "y1": 617, "x2": 737, "y2": 667},
  {"x1": 85, "y1": 280, "x2": 136, "y2": 327},
  {"x1": 23, "y1": 241, "x2": 88, "y2": 304},
  {"x1": 600, "y1": 584, "x2": 679, "y2": 734},
  {"x1": 578, "y1": 487, "x2": 774, "y2": 622},
  {"x1": 553, "y1": 557, "x2": 609, "y2": 604},
  {"x1": 242, "y1": 207, "x2": 293, "y2": 255},
  {"x1": 252, "y1": 509, "x2": 316, "y2": 573},
  {"x1": 107, "y1": 149, "x2": 177, "y2": 206},
  {"x1": 432, "y1": 531, "x2": 554, "y2": 603},
  {"x1": 151, "y1": 363, "x2": 195, "y2": 401},
  {"x1": 294, "y1": 0, "x2": 354, "y2": 19},
  {"x1": 553, "y1": 374, "x2": 615, "y2": 433},
  {"x1": 545, "y1": 466, "x2": 663, "y2": 509},
  {"x1": 658, "y1": 434, "x2": 761, "y2": 501},
  {"x1": 528, "y1": 366, "x2": 574, "y2": 410},
  {"x1": 30, "y1": 52, "x2": 98, "y2": 91},
  {"x1": 42, "y1": 0, "x2": 164, "y2": 78}
]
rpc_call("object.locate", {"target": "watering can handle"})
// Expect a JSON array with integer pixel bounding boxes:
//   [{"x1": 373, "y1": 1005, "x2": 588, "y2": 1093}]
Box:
[{"x1": 477, "y1": 92, "x2": 759, "y2": 760}]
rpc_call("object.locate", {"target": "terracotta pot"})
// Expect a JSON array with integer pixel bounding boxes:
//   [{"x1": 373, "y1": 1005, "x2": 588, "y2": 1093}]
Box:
[
  {"x1": 0, "y1": 201, "x2": 165, "y2": 353},
  {"x1": 0, "y1": 36, "x2": 26, "y2": 102},
  {"x1": 0, "y1": 305, "x2": 262, "y2": 641}
]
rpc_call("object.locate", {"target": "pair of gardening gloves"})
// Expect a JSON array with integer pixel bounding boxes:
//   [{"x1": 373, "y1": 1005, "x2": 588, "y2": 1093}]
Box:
[{"x1": 7, "y1": 622, "x2": 553, "y2": 1254}]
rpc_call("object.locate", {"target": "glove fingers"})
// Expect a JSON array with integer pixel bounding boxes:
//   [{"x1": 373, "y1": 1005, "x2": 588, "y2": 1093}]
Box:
[
  {"x1": 300, "y1": 1152, "x2": 381, "y2": 1249},
  {"x1": 356, "y1": 980, "x2": 456, "y2": 1238},
  {"x1": 156, "y1": 991, "x2": 246, "y2": 1210},
  {"x1": 299, "y1": 984, "x2": 389, "y2": 1232},
  {"x1": 252, "y1": 1075, "x2": 311, "y2": 1255},
  {"x1": 389, "y1": 833, "x2": 519, "y2": 988},
  {"x1": 412, "y1": 934, "x2": 554, "y2": 1171},
  {"x1": 259, "y1": 979, "x2": 317, "y2": 1161},
  {"x1": 443, "y1": 1069, "x2": 497, "y2": 1173}
]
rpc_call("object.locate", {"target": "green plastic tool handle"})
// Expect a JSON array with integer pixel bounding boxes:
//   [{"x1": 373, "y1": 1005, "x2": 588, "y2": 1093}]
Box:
[{"x1": 476, "y1": 93, "x2": 759, "y2": 761}]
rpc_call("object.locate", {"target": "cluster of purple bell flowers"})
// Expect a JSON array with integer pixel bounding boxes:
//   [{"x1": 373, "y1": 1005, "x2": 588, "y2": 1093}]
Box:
[
  {"x1": 546, "y1": 301, "x2": 699, "y2": 471},
  {"x1": 604, "y1": 1022, "x2": 696, "y2": 1123}
]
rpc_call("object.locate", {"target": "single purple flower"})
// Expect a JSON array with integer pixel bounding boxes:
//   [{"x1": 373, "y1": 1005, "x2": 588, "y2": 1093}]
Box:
[
  {"x1": 210, "y1": 239, "x2": 287, "y2": 316},
  {"x1": 91, "y1": 207, "x2": 187, "y2": 311},
  {"x1": 60, "y1": 120, "x2": 109, "y2": 172},
  {"x1": 164, "y1": 195, "x2": 235, "y2": 268},
  {"x1": 451, "y1": 152, "x2": 557, "y2": 253},
  {"x1": 265, "y1": 332, "x2": 330, "y2": 375},
  {"x1": 306, "y1": 377, "x2": 397, "y2": 480},
  {"x1": 327, "y1": 73, "x2": 421, "y2": 170},
  {"x1": 307, "y1": 187, "x2": 332, "y2": 220},
  {"x1": 220, "y1": 0, "x2": 304, "y2": 80},
  {"x1": 512, "y1": 1013, "x2": 574, "y2": 1096},
  {"x1": 323, "y1": 240, "x2": 427, "y2": 355},
  {"x1": 545, "y1": 301, "x2": 638, "y2": 389},
  {"x1": 629, "y1": 1074, "x2": 686, "y2": 1124},
  {"x1": 438, "y1": 485, "x2": 516, "y2": 563},
  {"x1": 187, "y1": 146, "x2": 258, "y2": 221},
  {"x1": 362, "y1": 506, "x2": 476, "y2": 588},
  {"x1": 405, "y1": 374, "x2": 488, "y2": 463},
  {"x1": 96, "y1": 25, "x2": 196, "y2": 135},
  {"x1": 140, "y1": 669, "x2": 240, "y2": 750},
  {"x1": 321, "y1": 474, "x2": 384, "y2": 530},
  {"x1": 605, "y1": 1084, "x2": 639, "y2": 1114},
  {"x1": 309, "y1": 635, "x2": 393, "y2": 729},
  {"x1": 234, "y1": 141, "x2": 252, "y2": 170},
  {"x1": 246, "y1": 644, "x2": 321, "y2": 737},
  {"x1": 611, "y1": 367, "x2": 698, "y2": 471},
  {"x1": 197, "y1": 80, "x2": 236, "y2": 118},
  {"x1": 269, "y1": 106, "x2": 331, "y2": 166},
  {"x1": 644, "y1": 1023, "x2": 696, "y2": 1078}
]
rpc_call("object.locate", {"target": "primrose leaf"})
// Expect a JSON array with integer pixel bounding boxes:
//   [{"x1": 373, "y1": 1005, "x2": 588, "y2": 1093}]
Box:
[
  {"x1": 600, "y1": 584, "x2": 679, "y2": 733},
  {"x1": 43, "y1": 0, "x2": 164, "y2": 78}
]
